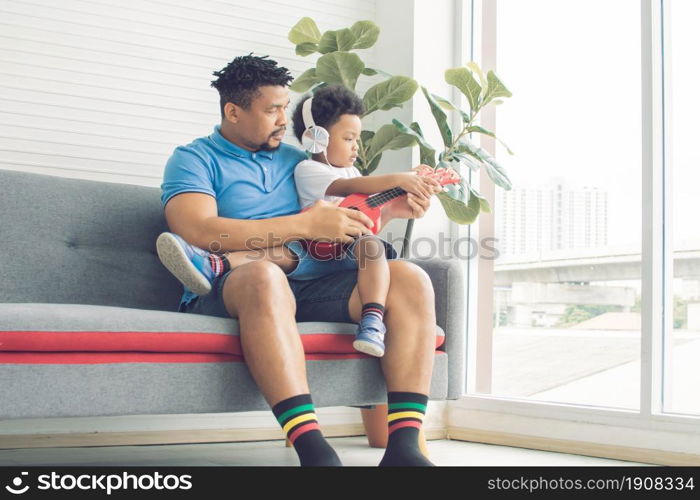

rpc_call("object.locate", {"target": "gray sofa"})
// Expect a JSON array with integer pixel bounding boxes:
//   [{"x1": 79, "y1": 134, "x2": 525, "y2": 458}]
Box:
[{"x1": 0, "y1": 169, "x2": 465, "y2": 420}]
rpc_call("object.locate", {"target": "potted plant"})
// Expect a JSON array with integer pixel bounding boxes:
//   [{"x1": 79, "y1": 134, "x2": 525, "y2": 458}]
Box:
[{"x1": 288, "y1": 17, "x2": 513, "y2": 256}]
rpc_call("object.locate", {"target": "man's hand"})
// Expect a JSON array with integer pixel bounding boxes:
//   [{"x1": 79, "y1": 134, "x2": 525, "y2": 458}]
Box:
[{"x1": 301, "y1": 199, "x2": 374, "y2": 244}]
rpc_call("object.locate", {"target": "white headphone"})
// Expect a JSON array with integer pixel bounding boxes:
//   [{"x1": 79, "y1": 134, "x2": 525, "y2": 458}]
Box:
[{"x1": 301, "y1": 97, "x2": 330, "y2": 154}]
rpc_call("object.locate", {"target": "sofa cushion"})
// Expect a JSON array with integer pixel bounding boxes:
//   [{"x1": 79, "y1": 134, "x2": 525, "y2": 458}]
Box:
[
  {"x1": 0, "y1": 352, "x2": 449, "y2": 418},
  {"x1": 0, "y1": 169, "x2": 182, "y2": 312},
  {"x1": 0, "y1": 303, "x2": 446, "y2": 357}
]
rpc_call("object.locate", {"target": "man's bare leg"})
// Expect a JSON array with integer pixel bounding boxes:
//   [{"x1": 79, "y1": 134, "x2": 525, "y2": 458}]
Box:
[
  {"x1": 347, "y1": 260, "x2": 436, "y2": 465},
  {"x1": 219, "y1": 260, "x2": 341, "y2": 466}
]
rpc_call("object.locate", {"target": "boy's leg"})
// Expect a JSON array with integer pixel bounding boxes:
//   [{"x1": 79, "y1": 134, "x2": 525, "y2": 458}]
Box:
[
  {"x1": 351, "y1": 235, "x2": 390, "y2": 304},
  {"x1": 157, "y1": 232, "x2": 298, "y2": 295},
  {"x1": 351, "y1": 236, "x2": 390, "y2": 357}
]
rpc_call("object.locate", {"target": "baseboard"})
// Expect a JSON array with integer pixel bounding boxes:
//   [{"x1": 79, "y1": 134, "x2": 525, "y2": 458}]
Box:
[
  {"x1": 448, "y1": 427, "x2": 700, "y2": 466},
  {"x1": 0, "y1": 402, "x2": 448, "y2": 450},
  {"x1": 0, "y1": 425, "x2": 447, "y2": 450}
]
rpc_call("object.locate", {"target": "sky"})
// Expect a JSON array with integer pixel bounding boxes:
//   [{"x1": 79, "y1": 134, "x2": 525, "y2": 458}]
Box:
[{"x1": 492, "y1": 0, "x2": 698, "y2": 250}]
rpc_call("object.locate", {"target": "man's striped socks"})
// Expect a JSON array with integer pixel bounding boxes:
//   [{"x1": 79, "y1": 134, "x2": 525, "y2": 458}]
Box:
[
  {"x1": 272, "y1": 393, "x2": 342, "y2": 467},
  {"x1": 379, "y1": 391, "x2": 435, "y2": 466}
]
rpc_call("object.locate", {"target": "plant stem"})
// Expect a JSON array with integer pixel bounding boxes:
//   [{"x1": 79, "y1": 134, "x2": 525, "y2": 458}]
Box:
[
  {"x1": 443, "y1": 108, "x2": 478, "y2": 159},
  {"x1": 400, "y1": 218, "x2": 414, "y2": 258}
]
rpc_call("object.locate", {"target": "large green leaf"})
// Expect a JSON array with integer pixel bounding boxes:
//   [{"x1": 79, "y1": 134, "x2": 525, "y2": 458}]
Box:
[
  {"x1": 443, "y1": 181, "x2": 469, "y2": 203},
  {"x1": 289, "y1": 68, "x2": 320, "y2": 93},
  {"x1": 289, "y1": 17, "x2": 322, "y2": 45},
  {"x1": 466, "y1": 61, "x2": 488, "y2": 91},
  {"x1": 350, "y1": 21, "x2": 380, "y2": 49},
  {"x1": 366, "y1": 124, "x2": 416, "y2": 163},
  {"x1": 437, "y1": 190, "x2": 481, "y2": 225},
  {"x1": 482, "y1": 70, "x2": 512, "y2": 106},
  {"x1": 356, "y1": 130, "x2": 375, "y2": 175},
  {"x1": 362, "y1": 76, "x2": 417, "y2": 116},
  {"x1": 408, "y1": 122, "x2": 436, "y2": 167},
  {"x1": 482, "y1": 156, "x2": 513, "y2": 190},
  {"x1": 362, "y1": 67, "x2": 392, "y2": 78},
  {"x1": 467, "y1": 125, "x2": 514, "y2": 155},
  {"x1": 390, "y1": 119, "x2": 436, "y2": 167},
  {"x1": 459, "y1": 139, "x2": 512, "y2": 189},
  {"x1": 360, "y1": 130, "x2": 375, "y2": 145},
  {"x1": 364, "y1": 152, "x2": 382, "y2": 175},
  {"x1": 452, "y1": 152, "x2": 481, "y2": 172},
  {"x1": 455, "y1": 141, "x2": 481, "y2": 161},
  {"x1": 430, "y1": 92, "x2": 471, "y2": 124},
  {"x1": 421, "y1": 86, "x2": 452, "y2": 147},
  {"x1": 295, "y1": 43, "x2": 317, "y2": 56},
  {"x1": 468, "y1": 185, "x2": 491, "y2": 213},
  {"x1": 445, "y1": 67, "x2": 482, "y2": 112},
  {"x1": 391, "y1": 119, "x2": 434, "y2": 152},
  {"x1": 318, "y1": 28, "x2": 357, "y2": 53},
  {"x1": 315, "y1": 52, "x2": 365, "y2": 90}
]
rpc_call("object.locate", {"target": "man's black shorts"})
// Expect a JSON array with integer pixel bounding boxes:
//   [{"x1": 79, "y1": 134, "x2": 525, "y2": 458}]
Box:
[{"x1": 179, "y1": 267, "x2": 358, "y2": 324}]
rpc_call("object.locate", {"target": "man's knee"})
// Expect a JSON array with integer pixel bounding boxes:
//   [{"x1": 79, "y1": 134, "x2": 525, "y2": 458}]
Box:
[
  {"x1": 388, "y1": 261, "x2": 433, "y2": 292},
  {"x1": 223, "y1": 260, "x2": 295, "y2": 308},
  {"x1": 387, "y1": 261, "x2": 435, "y2": 307}
]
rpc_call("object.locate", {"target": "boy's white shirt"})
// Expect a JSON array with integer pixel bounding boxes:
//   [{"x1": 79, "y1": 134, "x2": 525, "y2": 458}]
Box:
[{"x1": 294, "y1": 159, "x2": 362, "y2": 209}]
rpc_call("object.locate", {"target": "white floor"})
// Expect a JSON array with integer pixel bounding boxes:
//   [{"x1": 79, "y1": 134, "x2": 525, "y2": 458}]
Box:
[{"x1": 0, "y1": 437, "x2": 653, "y2": 467}]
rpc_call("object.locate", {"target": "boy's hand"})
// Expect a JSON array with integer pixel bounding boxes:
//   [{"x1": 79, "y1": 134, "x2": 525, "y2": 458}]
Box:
[
  {"x1": 411, "y1": 165, "x2": 444, "y2": 194},
  {"x1": 302, "y1": 199, "x2": 374, "y2": 244},
  {"x1": 381, "y1": 165, "x2": 443, "y2": 222},
  {"x1": 393, "y1": 172, "x2": 436, "y2": 199}
]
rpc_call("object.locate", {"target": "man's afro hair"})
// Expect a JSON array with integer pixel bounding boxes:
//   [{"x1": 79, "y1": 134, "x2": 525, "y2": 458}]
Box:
[{"x1": 210, "y1": 54, "x2": 293, "y2": 116}]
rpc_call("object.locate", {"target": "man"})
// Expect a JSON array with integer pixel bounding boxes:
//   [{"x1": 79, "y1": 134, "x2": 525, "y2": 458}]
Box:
[{"x1": 159, "y1": 54, "x2": 441, "y2": 466}]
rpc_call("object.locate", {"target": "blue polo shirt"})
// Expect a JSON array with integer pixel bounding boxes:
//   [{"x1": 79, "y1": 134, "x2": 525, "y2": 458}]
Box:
[{"x1": 160, "y1": 125, "x2": 307, "y2": 307}]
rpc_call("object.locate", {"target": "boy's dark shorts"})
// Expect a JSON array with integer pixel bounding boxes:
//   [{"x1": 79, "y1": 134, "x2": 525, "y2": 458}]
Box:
[{"x1": 179, "y1": 267, "x2": 359, "y2": 324}]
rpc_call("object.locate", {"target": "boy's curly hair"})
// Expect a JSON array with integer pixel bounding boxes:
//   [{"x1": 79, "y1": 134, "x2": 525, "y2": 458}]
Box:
[
  {"x1": 210, "y1": 54, "x2": 293, "y2": 117},
  {"x1": 292, "y1": 85, "x2": 364, "y2": 143}
]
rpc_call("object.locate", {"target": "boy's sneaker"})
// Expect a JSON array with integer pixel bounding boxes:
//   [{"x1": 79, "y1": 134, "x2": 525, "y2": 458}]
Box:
[
  {"x1": 353, "y1": 314, "x2": 386, "y2": 357},
  {"x1": 156, "y1": 232, "x2": 216, "y2": 296}
]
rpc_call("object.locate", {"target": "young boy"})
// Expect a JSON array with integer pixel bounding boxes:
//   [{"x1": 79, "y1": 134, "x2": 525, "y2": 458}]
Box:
[{"x1": 157, "y1": 85, "x2": 438, "y2": 357}]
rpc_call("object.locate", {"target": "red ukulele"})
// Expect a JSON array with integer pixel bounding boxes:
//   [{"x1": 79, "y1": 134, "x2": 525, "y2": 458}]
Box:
[{"x1": 301, "y1": 166, "x2": 461, "y2": 260}]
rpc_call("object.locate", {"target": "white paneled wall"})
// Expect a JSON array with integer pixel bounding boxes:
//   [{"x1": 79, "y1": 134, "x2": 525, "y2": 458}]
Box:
[{"x1": 0, "y1": 0, "x2": 377, "y2": 186}]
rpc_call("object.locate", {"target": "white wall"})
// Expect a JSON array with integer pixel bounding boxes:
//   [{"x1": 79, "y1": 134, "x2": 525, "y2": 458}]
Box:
[
  {"x1": 0, "y1": 0, "x2": 466, "y2": 435},
  {"x1": 375, "y1": 0, "x2": 468, "y2": 257},
  {"x1": 0, "y1": 0, "x2": 465, "y2": 253},
  {"x1": 0, "y1": 0, "x2": 377, "y2": 186}
]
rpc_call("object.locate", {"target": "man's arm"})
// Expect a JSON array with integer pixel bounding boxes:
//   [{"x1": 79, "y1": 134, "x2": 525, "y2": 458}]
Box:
[{"x1": 164, "y1": 193, "x2": 375, "y2": 252}]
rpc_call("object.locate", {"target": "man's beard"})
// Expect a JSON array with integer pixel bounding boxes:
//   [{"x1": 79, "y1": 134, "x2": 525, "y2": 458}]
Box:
[
  {"x1": 257, "y1": 128, "x2": 285, "y2": 152},
  {"x1": 259, "y1": 141, "x2": 282, "y2": 152}
]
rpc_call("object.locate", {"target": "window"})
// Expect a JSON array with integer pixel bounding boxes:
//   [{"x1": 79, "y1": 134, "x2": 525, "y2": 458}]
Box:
[{"x1": 480, "y1": 0, "x2": 642, "y2": 409}]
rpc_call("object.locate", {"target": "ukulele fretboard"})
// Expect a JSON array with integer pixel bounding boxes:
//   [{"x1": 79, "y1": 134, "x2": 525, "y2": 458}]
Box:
[{"x1": 366, "y1": 187, "x2": 406, "y2": 208}]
